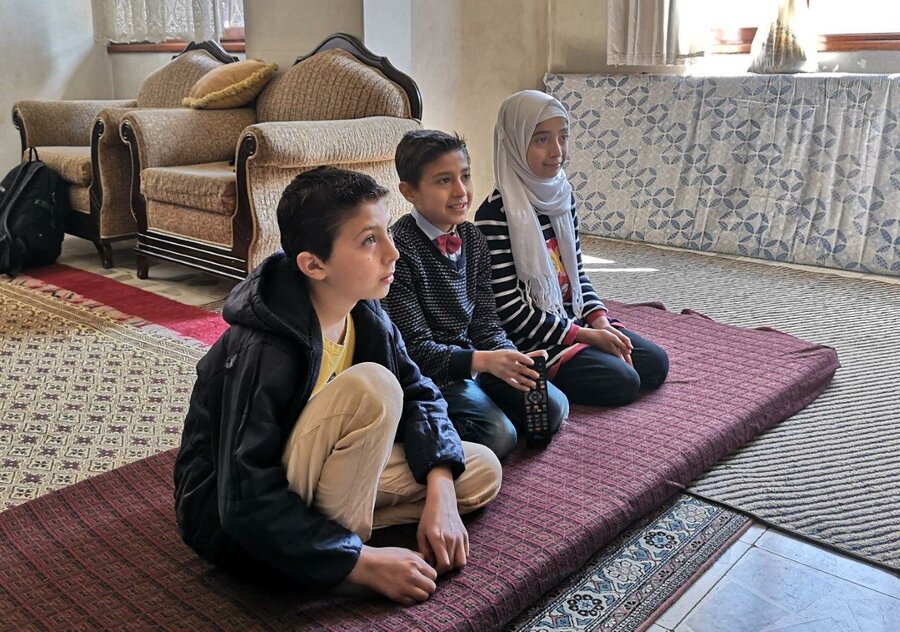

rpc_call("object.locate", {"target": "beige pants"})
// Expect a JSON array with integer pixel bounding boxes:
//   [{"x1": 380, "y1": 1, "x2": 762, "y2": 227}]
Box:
[{"x1": 282, "y1": 362, "x2": 502, "y2": 541}]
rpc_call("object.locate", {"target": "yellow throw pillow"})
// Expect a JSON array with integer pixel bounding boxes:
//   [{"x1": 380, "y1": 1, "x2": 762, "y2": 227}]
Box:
[{"x1": 183, "y1": 59, "x2": 278, "y2": 109}]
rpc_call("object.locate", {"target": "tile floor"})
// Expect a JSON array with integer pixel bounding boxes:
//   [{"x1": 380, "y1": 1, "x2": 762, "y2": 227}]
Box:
[
  {"x1": 56, "y1": 237, "x2": 900, "y2": 632},
  {"x1": 653, "y1": 524, "x2": 900, "y2": 632}
]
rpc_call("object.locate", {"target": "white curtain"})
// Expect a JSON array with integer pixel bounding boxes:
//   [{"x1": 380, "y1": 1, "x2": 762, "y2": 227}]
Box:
[
  {"x1": 94, "y1": 0, "x2": 244, "y2": 43},
  {"x1": 607, "y1": 0, "x2": 709, "y2": 66}
]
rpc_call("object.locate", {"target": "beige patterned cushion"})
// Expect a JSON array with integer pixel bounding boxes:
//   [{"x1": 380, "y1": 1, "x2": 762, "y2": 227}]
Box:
[
  {"x1": 256, "y1": 49, "x2": 410, "y2": 122},
  {"x1": 183, "y1": 59, "x2": 278, "y2": 109},
  {"x1": 137, "y1": 50, "x2": 226, "y2": 108},
  {"x1": 36, "y1": 146, "x2": 92, "y2": 185},
  {"x1": 141, "y1": 162, "x2": 236, "y2": 215}
]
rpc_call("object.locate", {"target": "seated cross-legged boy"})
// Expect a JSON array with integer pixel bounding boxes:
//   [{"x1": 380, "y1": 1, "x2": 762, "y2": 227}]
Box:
[
  {"x1": 382, "y1": 130, "x2": 569, "y2": 459},
  {"x1": 173, "y1": 167, "x2": 502, "y2": 605}
]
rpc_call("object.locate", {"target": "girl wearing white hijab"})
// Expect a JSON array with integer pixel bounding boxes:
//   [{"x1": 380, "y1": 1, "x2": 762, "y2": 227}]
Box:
[{"x1": 474, "y1": 90, "x2": 668, "y2": 406}]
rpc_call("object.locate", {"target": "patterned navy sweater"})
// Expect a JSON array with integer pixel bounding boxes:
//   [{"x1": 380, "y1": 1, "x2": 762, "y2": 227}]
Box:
[
  {"x1": 383, "y1": 213, "x2": 515, "y2": 386},
  {"x1": 474, "y1": 191, "x2": 608, "y2": 369}
]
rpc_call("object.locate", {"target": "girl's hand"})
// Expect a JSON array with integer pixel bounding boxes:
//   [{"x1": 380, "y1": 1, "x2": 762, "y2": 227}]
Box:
[
  {"x1": 472, "y1": 350, "x2": 541, "y2": 391},
  {"x1": 588, "y1": 315, "x2": 633, "y2": 355},
  {"x1": 576, "y1": 327, "x2": 633, "y2": 367},
  {"x1": 588, "y1": 313, "x2": 612, "y2": 330}
]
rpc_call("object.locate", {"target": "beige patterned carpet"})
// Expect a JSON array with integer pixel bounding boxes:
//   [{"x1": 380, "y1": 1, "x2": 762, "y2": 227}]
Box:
[{"x1": 0, "y1": 276, "x2": 204, "y2": 509}]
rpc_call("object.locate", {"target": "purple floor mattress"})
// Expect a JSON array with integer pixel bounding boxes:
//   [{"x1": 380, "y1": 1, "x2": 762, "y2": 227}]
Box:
[{"x1": 0, "y1": 303, "x2": 839, "y2": 631}]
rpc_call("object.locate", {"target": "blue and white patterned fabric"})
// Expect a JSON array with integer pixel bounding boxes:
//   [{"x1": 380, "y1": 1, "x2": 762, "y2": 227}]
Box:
[{"x1": 545, "y1": 73, "x2": 900, "y2": 276}]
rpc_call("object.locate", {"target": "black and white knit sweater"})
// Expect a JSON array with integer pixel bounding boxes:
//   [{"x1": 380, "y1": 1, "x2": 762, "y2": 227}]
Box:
[
  {"x1": 382, "y1": 213, "x2": 515, "y2": 386},
  {"x1": 474, "y1": 190, "x2": 608, "y2": 368}
]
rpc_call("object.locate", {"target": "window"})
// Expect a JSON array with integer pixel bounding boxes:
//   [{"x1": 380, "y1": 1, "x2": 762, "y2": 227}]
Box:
[
  {"x1": 710, "y1": 0, "x2": 900, "y2": 53},
  {"x1": 98, "y1": 0, "x2": 245, "y2": 53}
]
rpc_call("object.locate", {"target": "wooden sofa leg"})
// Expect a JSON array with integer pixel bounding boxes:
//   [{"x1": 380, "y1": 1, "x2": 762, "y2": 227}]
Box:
[
  {"x1": 136, "y1": 253, "x2": 150, "y2": 279},
  {"x1": 95, "y1": 241, "x2": 114, "y2": 269}
]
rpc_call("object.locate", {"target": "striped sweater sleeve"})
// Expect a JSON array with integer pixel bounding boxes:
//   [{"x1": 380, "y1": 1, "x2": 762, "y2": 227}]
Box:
[{"x1": 474, "y1": 197, "x2": 579, "y2": 347}]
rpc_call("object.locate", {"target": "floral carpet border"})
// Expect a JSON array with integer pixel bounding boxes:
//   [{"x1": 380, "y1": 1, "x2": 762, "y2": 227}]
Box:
[
  {"x1": 3, "y1": 274, "x2": 211, "y2": 352},
  {"x1": 510, "y1": 495, "x2": 751, "y2": 631}
]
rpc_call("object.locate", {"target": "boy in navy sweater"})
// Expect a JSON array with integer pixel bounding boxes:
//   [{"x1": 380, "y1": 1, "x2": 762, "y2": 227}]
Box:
[{"x1": 383, "y1": 130, "x2": 569, "y2": 458}]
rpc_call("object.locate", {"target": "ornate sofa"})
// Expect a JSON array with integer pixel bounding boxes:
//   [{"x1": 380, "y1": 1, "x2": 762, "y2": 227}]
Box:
[
  {"x1": 11, "y1": 42, "x2": 235, "y2": 267},
  {"x1": 120, "y1": 33, "x2": 422, "y2": 280}
]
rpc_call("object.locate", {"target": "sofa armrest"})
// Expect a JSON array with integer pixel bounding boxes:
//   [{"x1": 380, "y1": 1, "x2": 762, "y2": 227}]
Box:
[
  {"x1": 244, "y1": 117, "x2": 421, "y2": 168},
  {"x1": 95, "y1": 107, "x2": 143, "y2": 146},
  {"x1": 121, "y1": 108, "x2": 256, "y2": 168},
  {"x1": 13, "y1": 99, "x2": 137, "y2": 147}
]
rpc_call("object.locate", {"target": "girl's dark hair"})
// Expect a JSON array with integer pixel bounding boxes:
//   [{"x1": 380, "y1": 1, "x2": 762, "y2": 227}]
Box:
[
  {"x1": 395, "y1": 129, "x2": 469, "y2": 186},
  {"x1": 277, "y1": 166, "x2": 389, "y2": 262}
]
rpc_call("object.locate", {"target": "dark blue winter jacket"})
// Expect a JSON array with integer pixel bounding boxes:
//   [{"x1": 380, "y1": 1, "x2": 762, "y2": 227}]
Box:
[{"x1": 173, "y1": 253, "x2": 465, "y2": 588}]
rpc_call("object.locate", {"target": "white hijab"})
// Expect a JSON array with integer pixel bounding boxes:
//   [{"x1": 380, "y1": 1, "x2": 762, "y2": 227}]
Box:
[{"x1": 493, "y1": 90, "x2": 582, "y2": 318}]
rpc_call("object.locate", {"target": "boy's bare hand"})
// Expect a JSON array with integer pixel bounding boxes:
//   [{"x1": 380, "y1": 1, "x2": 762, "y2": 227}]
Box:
[
  {"x1": 472, "y1": 349, "x2": 540, "y2": 391},
  {"x1": 576, "y1": 327, "x2": 633, "y2": 367},
  {"x1": 418, "y1": 467, "x2": 469, "y2": 574},
  {"x1": 346, "y1": 545, "x2": 437, "y2": 605}
]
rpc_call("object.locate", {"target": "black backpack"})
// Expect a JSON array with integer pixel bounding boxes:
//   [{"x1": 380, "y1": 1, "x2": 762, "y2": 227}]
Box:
[{"x1": 0, "y1": 149, "x2": 70, "y2": 277}]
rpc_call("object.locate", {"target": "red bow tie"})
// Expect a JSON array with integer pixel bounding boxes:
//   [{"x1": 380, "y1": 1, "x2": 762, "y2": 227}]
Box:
[{"x1": 435, "y1": 233, "x2": 462, "y2": 255}]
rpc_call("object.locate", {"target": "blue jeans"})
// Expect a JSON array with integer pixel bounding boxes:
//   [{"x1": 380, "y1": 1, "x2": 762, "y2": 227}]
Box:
[
  {"x1": 440, "y1": 374, "x2": 569, "y2": 459},
  {"x1": 552, "y1": 327, "x2": 669, "y2": 407}
]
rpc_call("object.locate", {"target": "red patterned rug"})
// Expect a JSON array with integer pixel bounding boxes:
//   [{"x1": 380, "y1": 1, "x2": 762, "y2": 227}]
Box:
[
  {"x1": 0, "y1": 290, "x2": 839, "y2": 631},
  {"x1": 26, "y1": 263, "x2": 227, "y2": 345}
]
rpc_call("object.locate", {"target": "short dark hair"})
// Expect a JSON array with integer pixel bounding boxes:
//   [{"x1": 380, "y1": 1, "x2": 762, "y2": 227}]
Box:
[
  {"x1": 395, "y1": 129, "x2": 469, "y2": 186},
  {"x1": 277, "y1": 166, "x2": 389, "y2": 262}
]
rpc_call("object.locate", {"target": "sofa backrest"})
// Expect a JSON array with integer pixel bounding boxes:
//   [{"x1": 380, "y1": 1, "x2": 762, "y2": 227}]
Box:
[
  {"x1": 136, "y1": 50, "x2": 226, "y2": 108},
  {"x1": 255, "y1": 49, "x2": 411, "y2": 123}
]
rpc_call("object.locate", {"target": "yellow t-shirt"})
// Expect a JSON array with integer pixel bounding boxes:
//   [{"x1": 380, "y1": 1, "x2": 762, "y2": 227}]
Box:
[{"x1": 312, "y1": 315, "x2": 356, "y2": 397}]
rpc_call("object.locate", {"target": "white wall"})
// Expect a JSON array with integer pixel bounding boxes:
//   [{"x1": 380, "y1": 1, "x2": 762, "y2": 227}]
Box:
[
  {"x1": 244, "y1": 0, "x2": 364, "y2": 70},
  {"x1": 548, "y1": 0, "x2": 606, "y2": 73},
  {"x1": 409, "y1": 0, "x2": 548, "y2": 201},
  {"x1": 364, "y1": 0, "x2": 548, "y2": 203},
  {"x1": 363, "y1": 0, "x2": 411, "y2": 76},
  {"x1": 108, "y1": 52, "x2": 174, "y2": 99},
  {"x1": 1, "y1": 0, "x2": 112, "y2": 172},
  {"x1": 245, "y1": 0, "x2": 548, "y2": 203}
]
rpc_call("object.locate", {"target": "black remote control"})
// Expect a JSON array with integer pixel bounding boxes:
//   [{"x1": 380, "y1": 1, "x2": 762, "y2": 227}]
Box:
[{"x1": 523, "y1": 355, "x2": 552, "y2": 448}]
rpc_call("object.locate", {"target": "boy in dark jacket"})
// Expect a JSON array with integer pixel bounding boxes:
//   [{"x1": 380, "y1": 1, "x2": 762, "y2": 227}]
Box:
[
  {"x1": 174, "y1": 167, "x2": 502, "y2": 605},
  {"x1": 382, "y1": 131, "x2": 569, "y2": 459}
]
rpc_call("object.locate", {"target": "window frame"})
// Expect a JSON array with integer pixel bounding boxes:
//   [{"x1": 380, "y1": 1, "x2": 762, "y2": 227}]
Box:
[
  {"x1": 709, "y1": 5, "x2": 900, "y2": 54},
  {"x1": 107, "y1": 26, "x2": 245, "y2": 54}
]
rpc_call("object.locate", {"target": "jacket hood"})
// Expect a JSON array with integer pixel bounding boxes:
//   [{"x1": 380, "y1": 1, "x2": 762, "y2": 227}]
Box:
[{"x1": 222, "y1": 253, "x2": 317, "y2": 349}]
